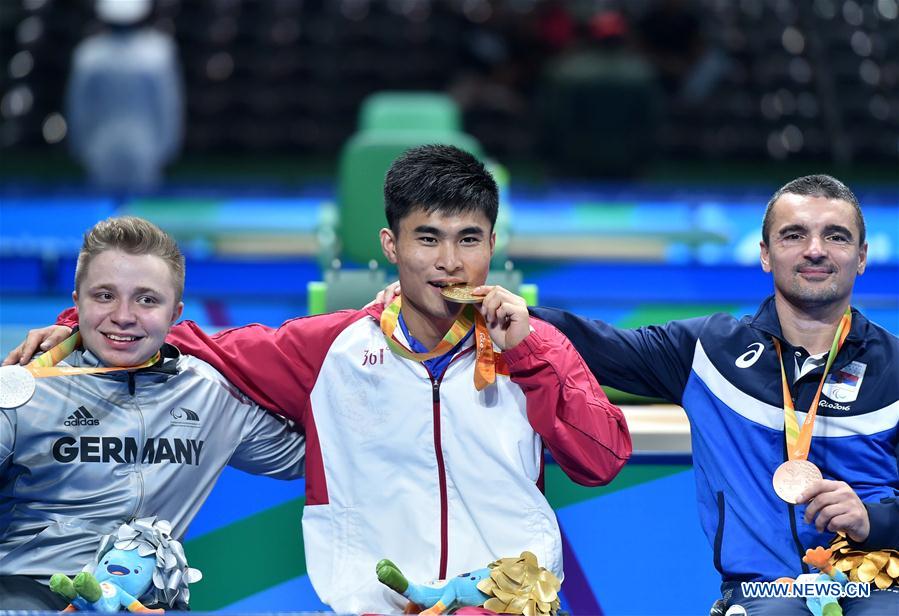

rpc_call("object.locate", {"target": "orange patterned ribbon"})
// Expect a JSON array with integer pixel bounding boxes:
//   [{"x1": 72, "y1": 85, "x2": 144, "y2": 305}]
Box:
[
  {"x1": 27, "y1": 331, "x2": 160, "y2": 377},
  {"x1": 773, "y1": 307, "x2": 851, "y2": 461},
  {"x1": 380, "y1": 297, "x2": 495, "y2": 390}
]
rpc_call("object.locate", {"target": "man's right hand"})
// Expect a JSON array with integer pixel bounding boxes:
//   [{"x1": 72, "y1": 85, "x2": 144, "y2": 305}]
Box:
[{"x1": 2, "y1": 325, "x2": 73, "y2": 366}]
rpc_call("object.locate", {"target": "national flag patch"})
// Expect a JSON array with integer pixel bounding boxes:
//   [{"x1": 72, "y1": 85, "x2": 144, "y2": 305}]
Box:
[{"x1": 822, "y1": 361, "x2": 866, "y2": 403}]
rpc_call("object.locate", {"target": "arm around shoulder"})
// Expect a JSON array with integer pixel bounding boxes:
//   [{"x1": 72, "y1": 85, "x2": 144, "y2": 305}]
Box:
[
  {"x1": 527, "y1": 306, "x2": 701, "y2": 403},
  {"x1": 165, "y1": 311, "x2": 366, "y2": 421},
  {"x1": 504, "y1": 318, "x2": 632, "y2": 486},
  {"x1": 228, "y1": 403, "x2": 306, "y2": 481}
]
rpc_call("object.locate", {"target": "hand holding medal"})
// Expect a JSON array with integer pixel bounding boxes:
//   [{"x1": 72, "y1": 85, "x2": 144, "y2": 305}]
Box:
[
  {"x1": 773, "y1": 459, "x2": 823, "y2": 504},
  {"x1": 380, "y1": 284, "x2": 530, "y2": 392},
  {"x1": 771, "y1": 308, "x2": 851, "y2": 504},
  {"x1": 441, "y1": 284, "x2": 530, "y2": 352}
]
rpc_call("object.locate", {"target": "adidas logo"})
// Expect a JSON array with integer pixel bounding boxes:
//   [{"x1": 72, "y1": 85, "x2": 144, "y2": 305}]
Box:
[
  {"x1": 64, "y1": 406, "x2": 100, "y2": 427},
  {"x1": 170, "y1": 407, "x2": 200, "y2": 423}
]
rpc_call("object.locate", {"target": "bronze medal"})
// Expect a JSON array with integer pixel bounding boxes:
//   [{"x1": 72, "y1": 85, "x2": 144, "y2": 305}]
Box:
[
  {"x1": 440, "y1": 284, "x2": 484, "y2": 304},
  {"x1": 773, "y1": 459, "x2": 823, "y2": 504},
  {"x1": 0, "y1": 365, "x2": 36, "y2": 409}
]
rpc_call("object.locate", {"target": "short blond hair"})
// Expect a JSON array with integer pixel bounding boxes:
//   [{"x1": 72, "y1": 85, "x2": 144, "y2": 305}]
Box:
[{"x1": 75, "y1": 216, "x2": 185, "y2": 302}]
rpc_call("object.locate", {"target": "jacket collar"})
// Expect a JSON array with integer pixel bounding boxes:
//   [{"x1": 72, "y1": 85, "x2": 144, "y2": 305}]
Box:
[
  {"x1": 749, "y1": 294, "x2": 867, "y2": 353},
  {"x1": 364, "y1": 302, "x2": 385, "y2": 321},
  {"x1": 363, "y1": 302, "x2": 476, "y2": 354},
  {"x1": 77, "y1": 343, "x2": 181, "y2": 376}
]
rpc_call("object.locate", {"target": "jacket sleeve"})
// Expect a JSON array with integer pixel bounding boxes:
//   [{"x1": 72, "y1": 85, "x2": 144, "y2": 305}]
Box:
[
  {"x1": 502, "y1": 318, "x2": 632, "y2": 487},
  {"x1": 528, "y1": 307, "x2": 704, "y2": 404},
  {"x1": 0, "y1": 410, "x2": 14, "y2": 479},
  {"x1": 58, "y1": 306, "x2": 78, "y2": 329},
  {"x1": 229, "y1": 405, "x2": 306, "y2": 480},
  {"x1": 164, "y1": 320, "x2": 313, "y2": 421},
  {"x1": 856, "y1": 496, "x2": 899, "y2": 550}
]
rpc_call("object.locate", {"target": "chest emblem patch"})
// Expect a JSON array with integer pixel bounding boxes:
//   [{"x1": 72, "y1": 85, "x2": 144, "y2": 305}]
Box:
[{"x1": 822, "y1": 361, "x2": 866, "y2": 403}]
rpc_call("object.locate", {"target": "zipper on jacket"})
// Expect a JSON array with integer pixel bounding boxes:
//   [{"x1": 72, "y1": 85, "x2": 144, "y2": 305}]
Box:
[
  {"x1": 130, "y1": 397, "x2": 146, "y2": 519},
  {"x1": 788, "y1": 501, "x2": 809, "y2": 575},
  {"x1": 713, "y1": 491, "x2": 725, "y2": 574},
  {"x1": 429, "y1": 372, "x2": 449, "y2": 580},
  {"x1": 420, "y1": 348, "x2": 472, "y2": 580},
  {"x1": 781, "y1": 432, "x2": 809, "y2": 574}
]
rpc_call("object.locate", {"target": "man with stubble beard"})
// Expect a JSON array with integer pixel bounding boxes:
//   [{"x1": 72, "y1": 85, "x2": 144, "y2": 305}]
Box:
[{"x1": 529, "y1": 175, "x2": 899, "y2": 615}]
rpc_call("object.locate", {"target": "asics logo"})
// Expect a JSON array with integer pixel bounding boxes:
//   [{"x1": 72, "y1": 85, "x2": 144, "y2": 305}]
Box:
[{"x1": 735, "y1": 343, "x2": 765, "y2": 368}]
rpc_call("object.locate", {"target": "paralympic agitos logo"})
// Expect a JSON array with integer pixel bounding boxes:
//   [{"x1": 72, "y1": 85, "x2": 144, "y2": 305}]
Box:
[{"x1": 52, "y1": 436, "x2": 204, "y2": 465}]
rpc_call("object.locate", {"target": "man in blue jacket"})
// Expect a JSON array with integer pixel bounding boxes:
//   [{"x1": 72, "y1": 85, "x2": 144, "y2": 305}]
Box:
[{"x1": 530, "y1": 175, "x2": 898, "y2": 614}]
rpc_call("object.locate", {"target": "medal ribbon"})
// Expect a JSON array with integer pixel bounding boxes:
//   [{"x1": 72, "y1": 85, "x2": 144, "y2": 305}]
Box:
[
  {"x1": 26, "y1": 332, "x2": 161, "y2": 377},
  {"x1": 773, "y1": 307, "x2": 852, "y2": 461},
  {"x1": 380, "y1": 297, "x2": 495, "y2": 390}
]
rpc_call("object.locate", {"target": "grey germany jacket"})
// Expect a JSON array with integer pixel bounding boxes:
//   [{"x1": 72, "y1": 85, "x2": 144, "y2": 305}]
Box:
[{"x1": 0, "y1": 344, "x2": 305, "y2": 583}]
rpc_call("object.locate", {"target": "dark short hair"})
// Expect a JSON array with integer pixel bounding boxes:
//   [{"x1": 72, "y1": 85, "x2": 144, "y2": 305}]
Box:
[
  {"x1": 384, "y1": 144, "x2": 498, "y2": 233},
  {"x1": 762, "y1": 174, "x2": 865, "y2": 245}
]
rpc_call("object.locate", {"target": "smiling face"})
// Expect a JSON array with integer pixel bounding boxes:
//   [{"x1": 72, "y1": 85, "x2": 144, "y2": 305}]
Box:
[
  {"x1": 380, "y1": 207, "x2": 495, "y2": 344},
  {"x1": 73, "y1": 249, "x2": 183, "y2": 366},
  {"x1": 760, "y1": 193, "x2": 867, "y2": 311}
]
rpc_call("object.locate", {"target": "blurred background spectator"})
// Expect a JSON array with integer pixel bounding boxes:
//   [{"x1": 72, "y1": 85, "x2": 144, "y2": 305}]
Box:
[
  {"x1": 1, "y1": 0, "x2": 897, "y2": 177},
  {"x1": 536, "y1": 9, "x2": 662, "y2": 176},
  {"x1": 65, "y1": 0, "x2": 183, "y2": 190},
  {"x1": 633, "y1": 0, "x2": 729, "y2": 103}
]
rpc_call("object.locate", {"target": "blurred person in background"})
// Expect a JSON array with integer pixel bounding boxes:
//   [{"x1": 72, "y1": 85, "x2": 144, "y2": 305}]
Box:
[
  {"x1": 536, "y1": 9, "x2": 662, "y2": 176},
  {"x1": 633, "y1": 0, "x2": 729, "y2": 104},
  {"x1": 66, "y1": 0, "x2": 183, "y2": 191}
]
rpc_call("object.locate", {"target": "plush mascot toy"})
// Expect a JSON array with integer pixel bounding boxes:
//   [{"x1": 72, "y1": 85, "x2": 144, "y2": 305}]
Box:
[
  {"x1": 377, "y1": 560, "x2": 491, "y2": 615},
  {"x1": 775, "y1": 547, "x2": 849, "y2": 616},
  {"x1": 49, "y1": 517, "x2": 201, "y2": 612},
  {"x1": 51, "y1": 548, "x2": 159, "y2": 613},
  {"x1": 377, "y1": 551, "x2": 561, "y2": 616}
]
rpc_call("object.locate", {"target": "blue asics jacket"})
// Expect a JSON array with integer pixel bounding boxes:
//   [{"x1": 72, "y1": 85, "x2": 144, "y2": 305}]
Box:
[{"x1": 532, "y1": 296, "x2": 899, "y2": 583}]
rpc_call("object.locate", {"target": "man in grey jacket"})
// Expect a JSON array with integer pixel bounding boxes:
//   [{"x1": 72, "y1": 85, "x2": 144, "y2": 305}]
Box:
[{"x1": 0, "y1": 217, "x2": 306, "y2": 609}]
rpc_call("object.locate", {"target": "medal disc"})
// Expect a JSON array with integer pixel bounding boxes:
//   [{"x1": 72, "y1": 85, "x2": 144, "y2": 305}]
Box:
[
  {"x1": 773, "y1": 459, "x2": 822, "y2": 504},
  {"x1": 0, "y1": 365, "x2": 36, "y2": 408},
  {"x1": 440, "y1": 284, "x2": 484, "y2": 304}
]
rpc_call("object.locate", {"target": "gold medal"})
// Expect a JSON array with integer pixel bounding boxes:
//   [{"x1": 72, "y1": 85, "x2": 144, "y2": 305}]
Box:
[
  {"x1": 773, "y1": 459, "x2": 822, "y2": 504},
  {"x1": 440, "y1": 284, "x2": 484, "y2": 304},
  {"x1": 0, "y1": 365, "x2": 37, "y2": 409}
]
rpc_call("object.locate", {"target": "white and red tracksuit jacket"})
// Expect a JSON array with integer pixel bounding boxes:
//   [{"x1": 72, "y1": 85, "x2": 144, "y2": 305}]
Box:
[{"x1": 105, "y1": 305, "x2": 631, "y2": 612}]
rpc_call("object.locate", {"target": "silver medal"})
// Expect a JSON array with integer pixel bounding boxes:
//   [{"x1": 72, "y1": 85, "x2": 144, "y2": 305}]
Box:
[{"x1": 0, "y1": 365, "x2": 36, "y2": 408}]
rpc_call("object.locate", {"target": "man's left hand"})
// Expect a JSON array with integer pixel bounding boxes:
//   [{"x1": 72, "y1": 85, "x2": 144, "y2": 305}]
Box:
[
  {"x1": 474, "y1": 285, "x2": 529, "y2": 351},
  {"x1": 799, "y1": 479, "x2": 870, "y2": 542}
]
